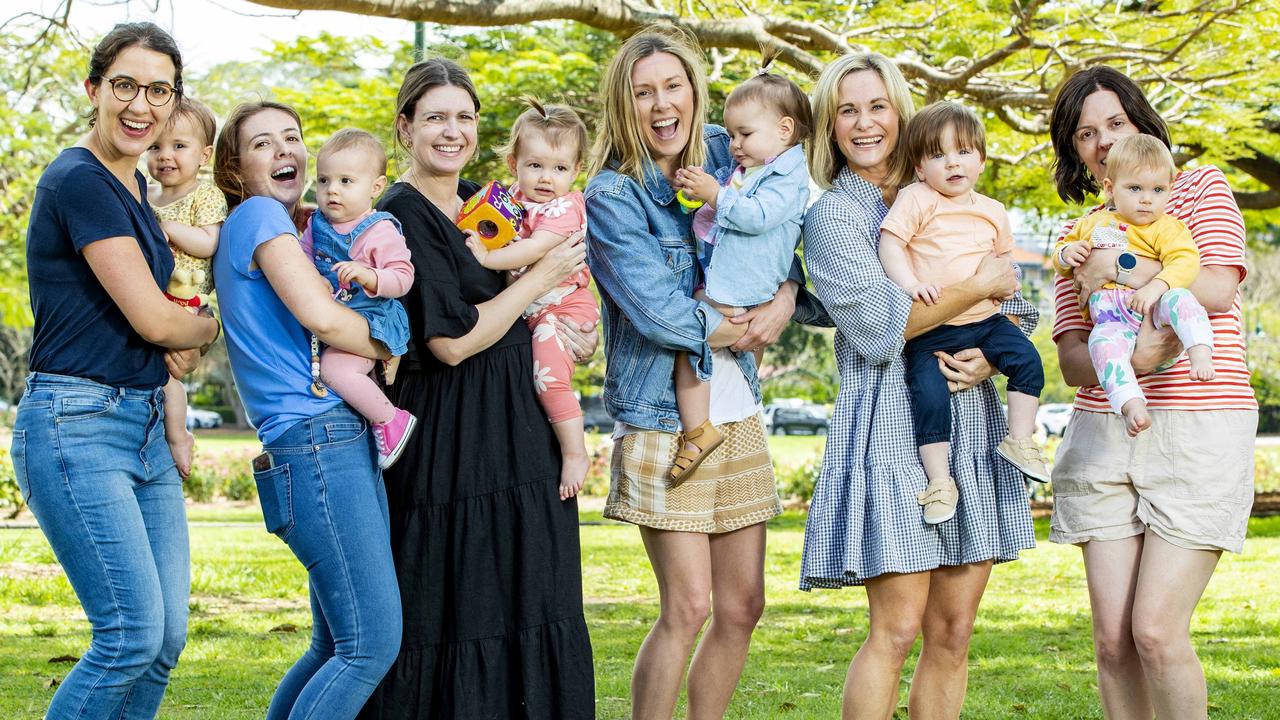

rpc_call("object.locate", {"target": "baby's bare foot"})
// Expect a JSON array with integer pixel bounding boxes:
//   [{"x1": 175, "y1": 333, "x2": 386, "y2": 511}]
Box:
[
  {"x1": 559, "y1": 453, "x2": 589, "y2": 501},
  {"x1": 1187, "y1": 345, "x2": 1216, "y2": 381},
  {"x1": 1121, "y1": 398, "x2": 1151, "y2": 437}
]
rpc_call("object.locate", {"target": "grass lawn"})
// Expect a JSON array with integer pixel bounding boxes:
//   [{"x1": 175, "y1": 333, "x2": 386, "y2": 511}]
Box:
[{"x1": 1, "y1": 507, "x2": 1277, "y2": 719}]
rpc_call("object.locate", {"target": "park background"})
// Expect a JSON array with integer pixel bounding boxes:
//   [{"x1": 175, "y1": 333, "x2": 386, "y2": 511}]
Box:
[{"x1": 0, "y1": 0, "x2": 1278, "y2": 716}]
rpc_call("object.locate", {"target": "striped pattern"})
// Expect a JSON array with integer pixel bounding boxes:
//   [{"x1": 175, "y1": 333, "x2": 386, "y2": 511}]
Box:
[
  {"x1": 1052, "y1": 165, "x2": 1256, "y2": 412},
  {"x1": 604, "y1": 413, "x2": 781, "y2": 533}
]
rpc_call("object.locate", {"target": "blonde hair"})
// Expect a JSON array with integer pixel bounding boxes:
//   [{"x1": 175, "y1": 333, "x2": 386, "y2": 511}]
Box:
[
  {"x1": 725, "y1": 46, "x2": 812, "y2": 144},
  {"x1": 1103, "y1": 134, "x2": 1177, "y2": 184},
  {"x1": 587, "y1": 25, "x2": 709, "y2": 180},
  {"x1": 496, "y1": 96, "x2": 589, "y2": 165},
  {"x1": 807, "y1": 52, "x2": 916, "y2": 190},
  {"x1": 317, "y1": 128, "x2": 388, "y2": 176}
]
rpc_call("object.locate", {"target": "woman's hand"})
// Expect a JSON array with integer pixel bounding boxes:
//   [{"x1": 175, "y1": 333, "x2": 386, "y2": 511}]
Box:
[
  {"x1": 971, "y1": 253, "x2": 1019, "y2": 301},
  {"x1": 936, "y1": 348, "x2": 997, "y2": 393},
  {"x1": 527, "y1": 231, "x2": 586, "y2": 294},
  {"x1": 165, "y1": 348, "x2": 201, "y2": 379},
  {"x1": 1074, "y1": 248, "x2": 1120, "y2": 308},
  {"x1": 729, "y1": 281, "x2": 797, "y2": 353},
  {"x1": 1131, "y1": 317, "x2": 1184, "y2": 375},
  {"x1": 553, "y1": 315, "x2": 599, "y2": 363}
]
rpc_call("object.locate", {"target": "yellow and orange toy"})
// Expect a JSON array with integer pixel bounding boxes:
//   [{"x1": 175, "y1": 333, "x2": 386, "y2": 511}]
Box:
[{"x1": 456, "y1": 181, "x2": 526, "y2": 250}]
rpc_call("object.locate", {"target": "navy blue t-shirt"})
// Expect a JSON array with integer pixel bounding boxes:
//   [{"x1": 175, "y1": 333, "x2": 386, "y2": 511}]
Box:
[{"x1": 26, "y1": 147, "x2": 174, "y2": 389}]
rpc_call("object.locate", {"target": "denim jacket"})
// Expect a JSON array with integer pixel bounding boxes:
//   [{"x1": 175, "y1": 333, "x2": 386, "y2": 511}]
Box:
[
  {"x1": 703, "y1": 143, "x2": 810, "y2": 306},
  {"x1": 586, "y1": 125, "x2": 830, "y2": 432}
]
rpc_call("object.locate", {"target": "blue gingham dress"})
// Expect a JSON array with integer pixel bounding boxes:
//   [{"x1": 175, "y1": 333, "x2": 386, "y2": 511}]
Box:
[{"x1": 799, "y1": 167, "x2": 1037, "y2": 589}]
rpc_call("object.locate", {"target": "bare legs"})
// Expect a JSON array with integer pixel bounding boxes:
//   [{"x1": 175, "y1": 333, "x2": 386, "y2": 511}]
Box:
[
  {"x1": 631, "y1": 523, "x2": 767, "y2": 720},
  {"x1": 841, "y1": 562, "x2": 992, "y2": 720},
  {"x1": 1082, "y1": 531, "x2": 1221, "y2": 720}
]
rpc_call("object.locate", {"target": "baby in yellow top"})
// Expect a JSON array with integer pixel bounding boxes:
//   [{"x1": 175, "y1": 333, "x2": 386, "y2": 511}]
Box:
[
  {"x1": 1053, "y1": 134, "x2": 1215, "y2": 436},
  {"x1": 145, "y1": 97, "x2": 227, "y2": 475}
]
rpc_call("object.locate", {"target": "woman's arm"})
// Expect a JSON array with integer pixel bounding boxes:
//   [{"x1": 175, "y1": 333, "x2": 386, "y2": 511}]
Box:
[
  {"x1": 904, "y1": 253, "x2": 1019, "y2": 340},
  {"x1": 253, "y1": 234, "x2": 390, "y2": 360},
  {"x1": 83, "y1": 237, "x2": 218, "y2": 348},
  {"x1": 428, "y1": 233, "x2": 585, "y2": 366}
]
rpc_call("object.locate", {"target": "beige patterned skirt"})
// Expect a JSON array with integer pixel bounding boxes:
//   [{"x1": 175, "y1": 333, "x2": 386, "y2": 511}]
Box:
[{"x1": 604, "y1": 413, "x2": 781, "y2": 533}]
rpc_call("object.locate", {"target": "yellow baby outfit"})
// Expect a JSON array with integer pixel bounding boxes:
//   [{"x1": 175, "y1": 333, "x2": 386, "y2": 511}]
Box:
[{"x1": 152, "y1": 181, "x2": 227, "y2": 299}]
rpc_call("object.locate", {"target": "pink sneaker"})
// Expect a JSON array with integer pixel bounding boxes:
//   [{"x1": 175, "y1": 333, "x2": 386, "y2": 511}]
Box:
[{"x1": 372, "y1": 409, "x2": 417, "y2": 469}]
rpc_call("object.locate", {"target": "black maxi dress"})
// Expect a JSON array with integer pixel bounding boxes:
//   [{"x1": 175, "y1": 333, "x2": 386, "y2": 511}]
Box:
[{"x1": 359, "y1": 180, "x2": 595, "y2": 719}]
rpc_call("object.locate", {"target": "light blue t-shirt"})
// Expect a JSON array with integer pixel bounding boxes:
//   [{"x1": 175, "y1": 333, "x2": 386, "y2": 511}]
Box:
[{"x1": 214, "y1": 197, "x2": 341, "y2": 443}]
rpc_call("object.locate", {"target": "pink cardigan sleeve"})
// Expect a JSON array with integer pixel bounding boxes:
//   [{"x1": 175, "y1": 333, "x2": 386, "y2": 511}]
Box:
[{"x1": 348, "y1": 219, "x2": 415, "y2": 299}]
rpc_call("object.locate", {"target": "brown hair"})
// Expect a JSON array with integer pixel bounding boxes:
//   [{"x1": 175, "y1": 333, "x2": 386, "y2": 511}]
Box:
[
  {"x1": 903, "y1": 101, "x2": 986, "y2": 166},
  {"x1": 587, "y1": 25, "x2": 709, "y2": 179},
  {"x1": 496, "y1": 96, "x2": 588, "y2": 164},
  {"x1": 1049, "y1": 65, "x2": 1171, "y2": 204},
  {"x1": 1103, "y1": 134, "x2": 1177, "y2": 184},
  {"x1": 87, "y1": 22, "x2": 184, "y2": 127},
  {"x1": 213, "y1": 101, "x2": 303, "y2": 211},
  {"x1": 724, "y1": 47, "x2": 812, "y2": 144},
  {"x1": 318, "y1": 128, "x2": 388, "y2": 176},
  {"x1": 169, "y1": 96, "x2": 217, "y2": 147},
  {"x1": 807, "y1": 52, "x2": 916, "y2": 190},
  {"x1": 393, "y1": 57, "x2": 480, "y2": 154}
]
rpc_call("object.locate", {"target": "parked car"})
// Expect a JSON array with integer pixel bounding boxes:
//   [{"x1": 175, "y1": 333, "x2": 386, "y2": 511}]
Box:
[
  {"x1": 1036, "y1": 403, "x2": 1073, "y2": 437},
  {"x1": 763, "y1": 405, "x2": 829, "y2": 435},
  {"x1": 580, "y1": 395, "x2": 614, "y2": 433},
  {"x1": 186, "y1": 406, "x2": 224, "y2": 430}
]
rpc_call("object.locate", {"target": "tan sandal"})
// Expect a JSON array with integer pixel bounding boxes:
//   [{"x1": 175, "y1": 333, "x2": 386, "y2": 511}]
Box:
[{"x1": 667, "y1": 420, "x2": 724, "y2": 487}]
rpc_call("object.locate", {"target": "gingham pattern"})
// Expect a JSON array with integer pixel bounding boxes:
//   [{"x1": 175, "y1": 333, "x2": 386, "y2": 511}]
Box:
[{"x1": 798, "y1": 167, "x2": 1036, "y2": 589}]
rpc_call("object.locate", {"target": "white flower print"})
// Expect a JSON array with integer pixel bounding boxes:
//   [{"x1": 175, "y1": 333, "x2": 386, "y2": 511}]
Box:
[
  {"x1": 532, "y1": 360, "x2": 554, "y2": 394},
  {"x1": 534, "y1": 196, "x2": 571, "y2": 219},
  {"x1": 532, "y1": 316, "x2": 565, "y2": 351}
]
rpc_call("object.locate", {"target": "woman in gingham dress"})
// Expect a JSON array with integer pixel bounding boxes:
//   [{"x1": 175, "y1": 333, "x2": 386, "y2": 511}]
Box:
[{"x1": 798, "y1": 53, "x2": 1037, "y2": 718}]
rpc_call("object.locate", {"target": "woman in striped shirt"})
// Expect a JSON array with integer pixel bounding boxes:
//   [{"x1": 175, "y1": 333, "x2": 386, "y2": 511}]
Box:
[{"x1": 1048, "y1": 65, "x2": 1257, "y2": 719}]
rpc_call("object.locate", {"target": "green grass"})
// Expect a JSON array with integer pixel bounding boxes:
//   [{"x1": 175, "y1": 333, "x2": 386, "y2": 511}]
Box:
[{"x1": 1, "y1": 510, "x2": 1277, "y2": 719}]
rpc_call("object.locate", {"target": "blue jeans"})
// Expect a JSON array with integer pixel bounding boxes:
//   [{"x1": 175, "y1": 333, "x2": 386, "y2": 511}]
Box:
[
  {"x1": 11, "y1": 372, "x2": 188, "y2": 720},
  {"x1": 255, "y1": 407, "x2": 401, "y2": 720}
]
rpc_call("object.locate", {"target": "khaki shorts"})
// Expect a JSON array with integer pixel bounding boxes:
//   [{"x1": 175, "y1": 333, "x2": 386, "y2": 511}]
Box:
[{"x1": 1050, "y1": 409, "x2": 1256, "y2": 553}]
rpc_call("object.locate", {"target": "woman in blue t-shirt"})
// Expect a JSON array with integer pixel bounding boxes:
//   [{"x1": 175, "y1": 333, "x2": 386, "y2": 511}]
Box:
[
  {"x1": 12, "y1": 23, "x2": 219, "y2": 719},
  {"x1": 210, "y1": 101, "x2": 400, "y2": 720}
]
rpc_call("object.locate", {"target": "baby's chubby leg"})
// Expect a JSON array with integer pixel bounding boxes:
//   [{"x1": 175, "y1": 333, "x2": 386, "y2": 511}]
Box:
[
  {"x1": 162, "y1": 376, "x2": 194, "y2": 477},
  {"x1": 1153, "y1": 288, "x2": 1215, "y2": 381}
]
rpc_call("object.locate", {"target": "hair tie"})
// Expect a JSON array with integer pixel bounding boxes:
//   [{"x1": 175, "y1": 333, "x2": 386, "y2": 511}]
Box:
[{"x1": 757, "y1": 67, "x2": 769, "y2": 76}]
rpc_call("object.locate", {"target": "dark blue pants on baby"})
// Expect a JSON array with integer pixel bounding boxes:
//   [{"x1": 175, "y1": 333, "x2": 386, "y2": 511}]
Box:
[{"x1": 904, "y1": 313, "x2": 1043, "y2": 447}]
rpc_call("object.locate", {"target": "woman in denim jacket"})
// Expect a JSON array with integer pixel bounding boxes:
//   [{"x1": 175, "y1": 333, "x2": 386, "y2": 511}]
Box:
[
  {"x1": 585, "y1": 26, "x2": 822, "y2": 719},
  {"x1": 13, "y1": 24, "x2": 219, "y2": 719}
]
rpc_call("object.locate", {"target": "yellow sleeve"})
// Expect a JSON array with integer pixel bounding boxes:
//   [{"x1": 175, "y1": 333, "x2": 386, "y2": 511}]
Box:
[
  {"x1": 189, "y1": 182, "x2": 228, "y2": 227},
  {"x1": 1151, "y1": 216, "x2": 1201, "y2": 289}
]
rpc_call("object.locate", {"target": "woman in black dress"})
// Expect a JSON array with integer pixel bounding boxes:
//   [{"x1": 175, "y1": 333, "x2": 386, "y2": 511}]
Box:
[{"x1": 358, "y1": 58, "x2": 595, "y2": 718}]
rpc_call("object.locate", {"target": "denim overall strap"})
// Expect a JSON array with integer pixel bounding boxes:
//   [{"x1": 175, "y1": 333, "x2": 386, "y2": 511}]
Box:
[{"x1": 310, "y1": 211, "x2": 402, "y2": 301}]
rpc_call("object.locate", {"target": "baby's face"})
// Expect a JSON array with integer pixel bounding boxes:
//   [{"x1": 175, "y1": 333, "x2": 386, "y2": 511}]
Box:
[
  {"x1": 315, "y1": 147, "x2": 384, "y2": 225},
  {"x1": 1106, "y1": 166, "x2": 1171, "y2": 226},
  {"x1": 723, "y1": 99, "x2": 794, "y2": 169},
  {"x1": 509, "y1": 133, "x2": 580, "y2": 203},
  {"x1": 914, "y1": 122, "x2": 984, "y2": 199},
  {"x1": 146, "y1": 112, "x2": 210, "y2": 190}
]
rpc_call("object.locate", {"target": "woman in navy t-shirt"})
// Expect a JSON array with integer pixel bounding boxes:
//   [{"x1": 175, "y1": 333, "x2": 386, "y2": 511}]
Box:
[
  {"x1": 211, "y1": 101, "x2": 401, "y2": 719},
  {"x1": 12, "y1": 23, "x2": 218, "y2": 719}
]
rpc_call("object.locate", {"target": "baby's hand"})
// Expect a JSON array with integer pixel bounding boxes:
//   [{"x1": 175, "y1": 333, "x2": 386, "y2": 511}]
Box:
[
  {"x1": 912, "y1": 284, "x2": 942, "y2": 305},
  {"x1": 463, "y1": 230, "x2": 493, "y2": 267},
  {"x1": 331, "y1": 261, "x2": 376, "y2": 291},
  {"x1": 1060, "y1": 241, "x2": 1092, "y2": 268},
  {"x1": 1127, "y1": 280, "x2": 1168, "y2": 316},
  {"x1": 673, "y1": 166, "x2": 719, "y2": 205}
]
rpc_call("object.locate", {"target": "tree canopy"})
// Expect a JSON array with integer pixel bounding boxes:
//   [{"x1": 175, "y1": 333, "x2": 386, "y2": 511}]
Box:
[{"x1": 245, "y1": 0, "x2": 1280, "y2": 219}]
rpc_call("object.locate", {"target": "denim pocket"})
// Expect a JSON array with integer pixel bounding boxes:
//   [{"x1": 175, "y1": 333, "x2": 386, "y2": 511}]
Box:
[
  {"x1": 54, "y1": 393, "x2": 115, "y2": 422},
  {"x1": 324, "y1": 422, "x2": 366, "y2": 445},
  {"x1": 253, "y1": 463, "x2": 294, "y2": 538},
  {"x1": 10, "y1": 430, "x2": 30, "y2": 503}
]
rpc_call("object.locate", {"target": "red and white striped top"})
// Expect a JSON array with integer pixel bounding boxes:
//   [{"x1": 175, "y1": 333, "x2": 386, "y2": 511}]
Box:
[{"x1": 1052, "y1": 165, "x2": 1257, "y2": 412}]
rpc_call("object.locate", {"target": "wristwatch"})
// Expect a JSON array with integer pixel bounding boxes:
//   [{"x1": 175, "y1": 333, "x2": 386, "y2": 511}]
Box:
[{"x1": 1115, "y1": 251, "x2": 1138, "y2": 287}]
